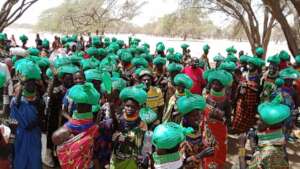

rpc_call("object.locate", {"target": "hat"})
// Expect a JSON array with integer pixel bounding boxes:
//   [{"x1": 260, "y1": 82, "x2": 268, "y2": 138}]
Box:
[
  {"x1": 19, "y1": 34, "x2": 28, "y2": 43},
  {"x1": 27, "y1": 47, "x2": 40, "y2": 56},
  {"x1": 258, "y1": 102, "x2": 290, "y2": 125},
  {"x1": 80, "y1": 58, "x2": 99, "y2": 70},
  {"x1": 92, "y1": 36, "x2": 100, "y2": 46},
  {"x1": 0, "y1": 33, "x2": 5, "y2": 41},
  {"x1": 213, "y1": 54, "x2": 225, "y2": 62},
  {"x1": 174, "y1": 73, "x2": 193, "y2": 89},
  {"x1": 156, "y1": 42, "x2": 165, "y2": 52},
  {"x1": 57, "y1": 64, "x2": 80, "y2": 78},
  {"x1": 102, "y1": 77, "x2": 126, "y2": 93},
  {"x1": 226, "y1": 54, "x2": 238, "y2": 62},
  {"x1": 131, "y1": 56, "x2": 148, "y2": 68},
  {"x1": 204, "y1": 69, "x2": 233, "y2": 87},
  {"x1": 68, "y1": 82, "x2": 100, "y2": 105},
  {"x1": 219, "y1": 61, "x2": 236, "y2": 72},
  {"x1": 279, "y1": 67, "x2": 300, "y2": 79},
  {"x1": 203, "y1": 44, "x2": 210, "y2": 53},
  {"x1": 176, "y1": 94, "x2": 206, "y2": 116},
  {"x1": 152, "y1": 122, "x2": 193, "y2": 149},
  {"x1": 279, "y1": 50, "x2": 290, "y2": 61},
  {"x1": 275, "y1": 78, "x2": 284, "y2": 87},
  {"x1": 226, "y1": 46, "x2": 237, "y2": 54},
  {"x1": 255, "y1": 47, "x2": 265, "y2": 56},
  {"x1": 239, "y1": 55, "x2": 250, "y2": 63},
  {"x1": 167, "y1": 48, "x2": 174, "y2": 54},
  {"x1": 54, "y1": 56, "x2": 72, "y2": 68},
  {"x1": 84, "y1": 69, "x2": 102, "y2": 82},
  {"x1": 42, "y1": 39, "x2": 50, "y2": 48},
  {"x1": 247, "y1": 56, "x2": 265, "y2": 67},
  {"x1": 119, "y1": 51, "x2": 133, "y2": 63},
  {"x1": 153, "y1": 56, "x2": 166, "y2": 65},
  {"x1": 267, "y1": 54, "x2": 280, "y2": 65},
  {"x1": 119, "y1": 86, "x2": 148, "y2": 105},
  {"x1": 139, "y1": 107, "x2": 158, "y2": 124},
  {"x1": 36, "y1": 57, "x2": 50, "y2": 68},
  {"x1": 86, "y1": 47, "x2": 99, "y2": 57},
  {"x1": 15, "y1": 60, "x2": 41, "y2": 80},
  {"x1": 167, "y1": 63, "x2": 183, "y2": 73},
  {"x1": 181, "y1": 43, "x2": 189, "y2": 49}
]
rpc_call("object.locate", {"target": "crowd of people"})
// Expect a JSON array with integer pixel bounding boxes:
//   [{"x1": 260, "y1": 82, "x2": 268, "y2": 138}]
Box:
[{"x1": 0, "y1": 31, "x2": 299, "y2": 169}]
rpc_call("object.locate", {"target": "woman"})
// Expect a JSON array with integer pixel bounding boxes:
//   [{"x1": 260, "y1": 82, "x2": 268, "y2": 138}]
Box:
[
  {"x1": 163, "y1": 73, "x2": 193, "y2": 123},
  {"x1": 52, "y1": 82, "x2": 100, "y2": 169}
]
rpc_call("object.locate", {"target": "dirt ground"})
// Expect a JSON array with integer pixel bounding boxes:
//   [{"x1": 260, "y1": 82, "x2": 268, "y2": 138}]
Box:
[{"x1": 43, "y1": 134, "x2": 300, "y2": 169}]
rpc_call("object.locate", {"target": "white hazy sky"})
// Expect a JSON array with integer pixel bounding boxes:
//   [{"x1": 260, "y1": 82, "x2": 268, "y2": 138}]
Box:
[{"x1": 15, "y1": 0, "x2": 180, "y2": 26}]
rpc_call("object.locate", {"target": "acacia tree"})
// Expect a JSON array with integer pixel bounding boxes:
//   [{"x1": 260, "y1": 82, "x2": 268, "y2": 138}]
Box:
[
  {"x1": 0, "y1": 0, "x2": 38, "y2": 31},
  {"x1": 37, "y1": 0, "x2": 145, "y2": 34},
  {"x1": 263, "y1": 0, "x2": 300, "y2": 56},
  {"x1": 181, "y1": 0, "x2": 276, "y2": 58}
]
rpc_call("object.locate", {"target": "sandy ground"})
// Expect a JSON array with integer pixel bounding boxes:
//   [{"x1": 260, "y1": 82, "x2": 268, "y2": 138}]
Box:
[{"x1": 43, "y1": 134, "x2": 300, "y2": 169}]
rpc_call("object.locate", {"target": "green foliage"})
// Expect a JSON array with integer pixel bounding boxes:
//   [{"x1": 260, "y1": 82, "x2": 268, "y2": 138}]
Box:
[{"x1": 35, "y1": 0, "x2": 145, "y2": 34}]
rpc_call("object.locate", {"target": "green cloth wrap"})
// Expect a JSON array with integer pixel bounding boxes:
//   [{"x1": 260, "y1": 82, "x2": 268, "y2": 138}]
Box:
[
  {"x1": 153, "y1": 56, "x2": 166, "y2": 65},
  {"x1": 255, "y1": 47, "x2": 265, "y2": 56},
  {"x1": 19, "y1": 34, "x2": 28, "y2": 43},
  {"x1": 27, "y1": 47, "x2": 40, "y2": 56},
  {"x1": 37, "y1": 57, "x2": 50, "y2": 68},
  {"x1": 86, "y1": 47, "x2": 99, "y2": 57},
  {"x1": 0, "y1": 33, "x2": 5, "y2": 41},
  {"x1": 258, "y1": 102, "x2": 290, "y2": 125},
  {"x1": 176, "y1": 94, "x2": 206, "y2": 116},
  {"x1": 167, "y1": 63, "x2": 183, "y2": 73},
  {"x1": 181, "y1": 43, "x2": 189, "y2": 49},
  {"x1": 139, "y1": 107, "x2": 158, "y2": 124},
  {"x1": 279, "y1": 67, "x2": 300, "y2": 79},
  {"x1": 15, "y1": 60, "x2": 41, "y2": 80},
  {"x1": 156, "y1": 42, "x2": 165, "y2": 52},
  {"x1": 84, "y1": 69, "x2": 102, "y2": 82},
  {"x1": 120, "y1": 51, "x2": 133, "y2": 63},
  {"x1": 226, "y1": 46, "x2": 237, "y2": 54},
  {"x1": 226, "y1": 54, "x2": 238, "y2": 62},
  {"x1": 279, "y1": 50, "x2": 290, "y2": 61},
  {"x1": 204, "y1": 69, "x2": 233, "y2": 87},
  {"x1": 42, "y1": 39, "x2": 50, "y2": 48},
  {"x1": 203, "y1": 44, "x2": 210, "y2": 53},
  {"x1": 54, "y1": 56, "x2": 71, "y2": 68},
  {"x1": 101, "y1": 77, "x2": 126, "y2": 93},
  {"x1": 267, "y1": 54, "x2": 280, "y2": 65},
  {"x1": 247, "y1": 57, "x2": 265, "y2": 67},
  {"x1": 57, "y1": 64, "x2": 80, "y2": 78},
  {"x1": 80, "y1": 58, "x2": 99, "y2": 70},
  {"x1": 131, "y1": 56, "x2": 148, "y2": 68},
  {"x1": 219, "y1": 61, "x2": 236, "y2": 72},
  {"x1": 239, "y1": 55, "x2": 250, "y2": 63},
  {"x1": 173, "y1": 73, "x2": 193, "y2": 89},
  {"x1": 152, "y1": 122, "x2": 193, "y2": 149},
  {"x1": 213, "y1": 54, "x2": 225, "y2": 62},
  {"x1": 119, "y1": 86, "x2": 147, "y2": 105},
  {"x1": 92, "y1": 36, "x2": 100, "y2": 46},
  {"x1": 275, "y1": 78, "x2": 284, "y2": 87},
  {"x1": 68, "y1": 82, "x2": 100, "y2": 105}
]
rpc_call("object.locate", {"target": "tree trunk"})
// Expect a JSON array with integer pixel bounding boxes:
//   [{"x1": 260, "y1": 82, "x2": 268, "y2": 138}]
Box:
[{"x1": 263, "y1": 0, "x2": 300, "y2": 56}]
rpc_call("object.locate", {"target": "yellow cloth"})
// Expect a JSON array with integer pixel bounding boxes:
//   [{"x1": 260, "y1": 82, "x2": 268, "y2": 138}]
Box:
[{"x1": 146, "y1": 86, "x2": 164, "y2": 112}]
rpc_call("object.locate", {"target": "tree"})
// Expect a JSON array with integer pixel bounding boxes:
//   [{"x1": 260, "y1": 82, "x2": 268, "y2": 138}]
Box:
[
  {"x1": 142, "y1": 5, "x2": 218, "y2": 40},
  {"x1": 181, "y1": 0, "x2": 276, "y2": 58},
  {"x1": 263, "y1": 0, "x2": 300, "y2": 56},
  {"x1": 0, "y1": 0, "x2": 39, "y2": 31},
  {"x1": 37, "y1": 0, "x2": 145, "y2": 34}
]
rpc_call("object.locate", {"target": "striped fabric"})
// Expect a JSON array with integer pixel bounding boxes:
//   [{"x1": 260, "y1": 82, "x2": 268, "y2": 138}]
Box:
[{"x1": 146, "y1": 86, "x2": 164, "y2": 112}]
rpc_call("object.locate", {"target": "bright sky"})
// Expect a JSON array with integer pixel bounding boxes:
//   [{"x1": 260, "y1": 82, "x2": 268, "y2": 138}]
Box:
[{"x1": 15, "y1": 0, "x2": 179, "y2": 26}]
